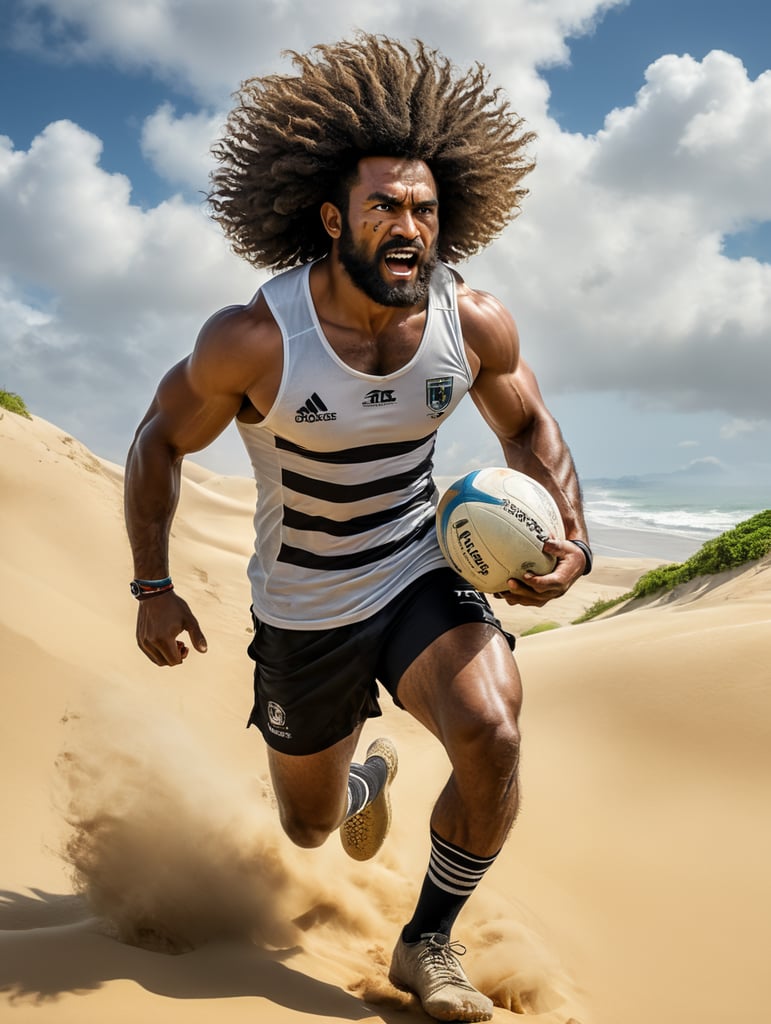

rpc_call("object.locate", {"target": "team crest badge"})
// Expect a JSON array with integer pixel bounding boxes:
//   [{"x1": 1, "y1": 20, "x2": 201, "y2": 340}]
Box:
[{"x1": 426, "y1": 376, "x2": 454, "y2": 416}]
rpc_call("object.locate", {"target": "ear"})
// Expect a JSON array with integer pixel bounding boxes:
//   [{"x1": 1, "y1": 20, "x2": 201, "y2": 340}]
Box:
[{"x1": 320, "y1": 201, "x2": 343, "y2": 239}]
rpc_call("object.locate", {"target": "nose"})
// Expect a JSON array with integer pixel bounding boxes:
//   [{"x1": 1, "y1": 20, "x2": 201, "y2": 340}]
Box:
[{"x1": 390, "y1": 209, "x2": 418, "y2": 239}]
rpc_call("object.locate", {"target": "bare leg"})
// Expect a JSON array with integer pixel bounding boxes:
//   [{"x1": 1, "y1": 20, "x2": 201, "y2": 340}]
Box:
[
  {"x1": 267, "y1": 725, "x2": 364, "y2": 848},
  {"x1": 397, "y1": 621, "x2": 523, "y2": 857},
  {"x1": 388, "y1": 622, "x2": 521, "y2": 1022}
]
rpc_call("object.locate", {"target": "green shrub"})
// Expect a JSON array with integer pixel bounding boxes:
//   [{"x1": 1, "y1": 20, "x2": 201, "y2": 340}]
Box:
[
  {"x1": 573, "y1": 510, "x2": 771, "y2": 622},
  {"x1": 0, "y1": 389, "x2": 32, "y2": 419},
  {"x1": 572, "y1": 594, "x2": 631, "y2": 624},
  {"x1": 520, "y1": 621, "x2": 561, "y2": 636},
  {"x1": 631, "y1": 510, "x2": 771, "y2": 598}
]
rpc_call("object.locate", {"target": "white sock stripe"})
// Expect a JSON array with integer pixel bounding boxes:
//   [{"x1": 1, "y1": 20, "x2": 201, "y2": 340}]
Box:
[
  {"x1": 346, "y1": 770, "x2": 370, "y2": 818},
  {"x1": 430, "y1": 832, "x2": 498, "y2": 869},
  {"x1": 431, "y1": 844, "x2": 492, "y2": 874},
  {"x1": 429, "y1": 852, "x2": 489, "y2": 887},
  {"x1": 427, "y1": 865, "x2": 475, "y2": 896}
]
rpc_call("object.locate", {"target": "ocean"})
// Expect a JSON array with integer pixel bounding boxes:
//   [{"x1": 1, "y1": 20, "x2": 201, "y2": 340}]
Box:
[{"x1": 582, "y1": 477, "x2": 769, "y2": 562}]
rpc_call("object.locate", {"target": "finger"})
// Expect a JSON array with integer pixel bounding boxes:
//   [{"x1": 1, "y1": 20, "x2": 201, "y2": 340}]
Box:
[
  {"x1": 145, "y1": 635, "x2": 185, "y2": 666},
  {"x1": 187, "y1": 621, "x2": 208, "y2": 654}
]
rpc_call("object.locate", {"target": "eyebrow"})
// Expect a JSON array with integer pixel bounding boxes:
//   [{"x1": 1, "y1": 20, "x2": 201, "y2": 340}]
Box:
[{"x1": 366, "y1": 190, "x2": 439, "y2": 208}]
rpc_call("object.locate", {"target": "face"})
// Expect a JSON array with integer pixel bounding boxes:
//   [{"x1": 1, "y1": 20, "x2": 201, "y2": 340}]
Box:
[{"x1": 333, "y1": 157, "x2": 440, "y2": 307}]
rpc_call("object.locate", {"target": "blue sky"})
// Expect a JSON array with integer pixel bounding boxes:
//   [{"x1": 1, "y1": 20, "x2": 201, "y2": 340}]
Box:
[{"x1": 1, "y1": 0, "x2": 770, "y2": 490}]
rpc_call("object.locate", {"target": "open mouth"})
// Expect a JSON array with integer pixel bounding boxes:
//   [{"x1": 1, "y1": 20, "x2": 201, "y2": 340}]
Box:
[{"x1": 383, "y1": 249, "x2": 419, "y2": 278}]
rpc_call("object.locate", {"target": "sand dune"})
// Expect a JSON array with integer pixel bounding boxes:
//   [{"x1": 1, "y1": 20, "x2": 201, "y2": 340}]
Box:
[{"x1": 1, "y1": 410, "x2": 769, "y2": 1024}]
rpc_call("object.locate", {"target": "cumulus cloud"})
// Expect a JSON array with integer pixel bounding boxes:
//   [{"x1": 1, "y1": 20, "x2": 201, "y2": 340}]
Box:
[
  {"x1": 591, "y1": 51, "x2": 771, "y2": 228},
  {"x1": 11, "y1": 0, "x2": 624, "y2": 110},
  {"x1": 477, "y1": 49, "x2": 771, "y2": 424},
  {"x1": 141, "y1": 104, "x2": 225, "y2": 193},
  {"x1": 0, "y1": 119, "x2": 260, "y2": 460}
]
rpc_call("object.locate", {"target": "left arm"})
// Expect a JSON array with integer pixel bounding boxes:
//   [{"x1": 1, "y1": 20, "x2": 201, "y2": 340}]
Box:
[{"x1": 459, "y1": 283, "x2": 590, "y2": 606}]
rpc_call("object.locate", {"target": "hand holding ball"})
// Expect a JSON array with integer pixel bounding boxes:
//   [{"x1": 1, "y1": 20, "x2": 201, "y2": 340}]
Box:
[{"x1": 436, "y1": 467, "x2": 565, "y2": 593}]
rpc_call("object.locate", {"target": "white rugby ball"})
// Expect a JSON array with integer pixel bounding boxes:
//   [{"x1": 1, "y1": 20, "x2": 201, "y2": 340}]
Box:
[{"x1": 436, "y1": 467, "x2": 565, "y2": 593}]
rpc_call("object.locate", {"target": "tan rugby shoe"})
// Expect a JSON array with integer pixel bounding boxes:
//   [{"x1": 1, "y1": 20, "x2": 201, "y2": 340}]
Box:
[
  {"x1": 389, "y1": 932, "x2": 494, "y2": 1022},
  {"x1": 339, "y1": 737, "x2": 398, "y2": 861}
]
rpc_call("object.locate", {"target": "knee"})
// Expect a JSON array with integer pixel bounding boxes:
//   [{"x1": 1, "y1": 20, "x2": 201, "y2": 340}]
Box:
[
  {"x1": 485, "y1": 719, "x2": 521, "y2": 778},
  {"x1": 453, "y1": 706, "x2": 521, "y2": 781},
  {"x1": 278, "y1": 809, "x2": 338, "y2": 849}
]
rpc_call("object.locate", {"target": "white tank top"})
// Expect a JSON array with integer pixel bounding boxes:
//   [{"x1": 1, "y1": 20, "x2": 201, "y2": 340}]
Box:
[{"x1": 236, "y1": 260, "x2": 473, "y2": 628}]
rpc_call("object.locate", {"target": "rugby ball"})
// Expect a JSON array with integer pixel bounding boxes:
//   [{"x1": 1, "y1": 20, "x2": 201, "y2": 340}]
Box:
[{"x1": 436, "y1": 467, "x2": 565, "y2": 593}]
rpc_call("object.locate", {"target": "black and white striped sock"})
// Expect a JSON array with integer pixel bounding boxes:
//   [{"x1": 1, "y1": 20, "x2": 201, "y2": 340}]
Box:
[
  {"x1": 345, "y1": 756, "x2": 388, "y2": 819},
  {"x1": 402, "y1": 829, "x2": 499, "y2": 943}
]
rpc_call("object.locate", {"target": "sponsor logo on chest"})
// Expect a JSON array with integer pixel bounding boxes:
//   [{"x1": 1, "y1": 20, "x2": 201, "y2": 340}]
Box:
[{"x1": 295, "y1": 392, "x2": 337, "y2": 423}]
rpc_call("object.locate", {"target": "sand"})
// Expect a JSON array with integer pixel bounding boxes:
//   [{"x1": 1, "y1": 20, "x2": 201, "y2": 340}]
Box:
[{"x1": 1, "y1": 409, "x2": 770, "y2": 1024}]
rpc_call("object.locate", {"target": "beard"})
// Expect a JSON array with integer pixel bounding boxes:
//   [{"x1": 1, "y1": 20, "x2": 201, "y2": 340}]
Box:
[{"x1": 337, "y1": 217, "x2": 438, "y2": 307}]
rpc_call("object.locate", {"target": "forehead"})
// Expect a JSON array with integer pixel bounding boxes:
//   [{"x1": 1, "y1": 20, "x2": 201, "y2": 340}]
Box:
[{"x1": 351, "y1": 156, "x2": 437, "y2": 199}]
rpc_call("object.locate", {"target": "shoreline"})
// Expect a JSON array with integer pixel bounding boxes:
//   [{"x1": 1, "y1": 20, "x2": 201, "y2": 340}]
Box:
[{"x1": 585, "y1": 518, "x2": 704, "y2": 564}]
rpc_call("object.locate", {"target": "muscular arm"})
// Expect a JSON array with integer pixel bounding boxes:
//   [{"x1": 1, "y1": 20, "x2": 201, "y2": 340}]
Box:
[
  {"x1": 459, "y1": 283, "x2": 589, "y2": 605},
  {"x1": 125, "y1": 300, "x2": 278, "y2": 664}
]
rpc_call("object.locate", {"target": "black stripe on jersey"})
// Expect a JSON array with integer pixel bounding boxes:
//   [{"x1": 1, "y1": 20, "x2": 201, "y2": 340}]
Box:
[
  {"x1": 275, "y1": 432, "x2": 435, "y2": 465},
  {"x1": 282, "y1": 449, "x2": 434, "y2": 503},
  {"x1": 277, "y1": 514, "x2": 436, "y2": 571},
  {"x1": 283, "y1": 478, "x2": 437, "y2": 537}
]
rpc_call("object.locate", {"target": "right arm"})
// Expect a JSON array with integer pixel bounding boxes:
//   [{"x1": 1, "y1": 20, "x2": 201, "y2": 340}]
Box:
[{"x1": 124, "y1": 302, "x2": 278, "y2": 666}]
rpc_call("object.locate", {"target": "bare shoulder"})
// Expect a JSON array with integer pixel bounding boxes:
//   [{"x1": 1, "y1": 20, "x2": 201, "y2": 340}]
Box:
[
  {"x1": 185, "y1": 291, "x2": 283, "y2": 412},
  {"x1": 193, "y1": 293, "x2": 279, "y2": 376},
  {"x1": 451, "y1": 269, "x2": 521, "y2": 375}
]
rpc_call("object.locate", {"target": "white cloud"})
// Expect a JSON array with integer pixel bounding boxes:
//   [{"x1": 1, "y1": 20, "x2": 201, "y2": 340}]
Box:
[
  {"x1": 13, "y1": 0, "x2": 625, "y2": 110},
  {"x1": 592, "y1": 51, "x2": 771, "y2": 228},
  {"x1": 720, "y1": 418, "x2": 769, "y2": 439},
  {"x1": 0, "y1": 119, "x2": 261, "y2": 461},
  {"x1": 141, "y1": 104, "x2": 225, "y2": 193},
  {"x1": 473, "y1": 49, "x2": 771, "y2": 425}
]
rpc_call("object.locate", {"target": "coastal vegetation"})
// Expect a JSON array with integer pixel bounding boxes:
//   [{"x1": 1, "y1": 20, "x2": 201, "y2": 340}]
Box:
[
  {"x1": 573, "y1": 509, "x2": 771, "y2": 623},
  {"x1": 0, "y1": 389, "x2": 32, "y2": 419},
  {"x1": 520, "y1": 621, "x2": 561, "y2": 637}
]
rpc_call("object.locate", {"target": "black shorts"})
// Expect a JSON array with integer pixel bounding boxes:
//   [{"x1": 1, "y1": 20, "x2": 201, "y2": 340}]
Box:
[{"x1": 246, "y1": 567, "x2": 515, "y2": 755}]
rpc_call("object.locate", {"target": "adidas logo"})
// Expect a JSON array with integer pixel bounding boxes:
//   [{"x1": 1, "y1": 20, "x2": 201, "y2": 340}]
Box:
[{"x1": 295, "y1": 392, "x2": 337, "y2": 423}]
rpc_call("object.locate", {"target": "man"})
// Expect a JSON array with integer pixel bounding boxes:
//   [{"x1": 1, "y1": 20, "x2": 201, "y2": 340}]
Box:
[{"x1": 125, "y1": 34, "x2": 591, "y2": 1023}]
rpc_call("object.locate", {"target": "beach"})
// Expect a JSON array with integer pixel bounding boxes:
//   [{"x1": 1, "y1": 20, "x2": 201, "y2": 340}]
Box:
[{"x1": 2, "y1": 410, "x2": 770, "y2": 1024}]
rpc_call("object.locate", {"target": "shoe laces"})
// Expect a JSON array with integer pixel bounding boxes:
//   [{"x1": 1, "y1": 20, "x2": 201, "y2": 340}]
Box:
[{"x1": 417, "y1": 934, "x2": 474, "y2": 988}]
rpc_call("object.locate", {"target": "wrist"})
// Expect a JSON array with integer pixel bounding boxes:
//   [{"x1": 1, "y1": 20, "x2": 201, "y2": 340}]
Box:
[
  {"x1": 567, "y1": 539, "x2": 593, "y2": 576},
  {"x1": 130, "y1": 577, "x2": 174, "y2": 600}
]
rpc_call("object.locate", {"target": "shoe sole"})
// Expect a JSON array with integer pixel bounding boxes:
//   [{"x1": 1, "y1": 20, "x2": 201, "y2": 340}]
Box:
[{"x1": 340, "y1": 738, "x2": 398, "y2": 861}]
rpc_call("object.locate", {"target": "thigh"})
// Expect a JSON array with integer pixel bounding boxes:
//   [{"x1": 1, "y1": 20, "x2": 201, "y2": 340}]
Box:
[
  {"x1": 396, "y1": 621, "x2": 523, "y2": 754},
  {"x1": 267, "y1": 725, "x2": 364, "y2": 828},
  {"x1": 376, "y1": 567, "x2": 515, "y2": 700}
]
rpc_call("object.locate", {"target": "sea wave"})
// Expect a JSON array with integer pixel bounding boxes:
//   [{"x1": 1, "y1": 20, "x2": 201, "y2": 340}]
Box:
[{"x1": 583, "y1": 487, "x2": 765, "y2": 541}]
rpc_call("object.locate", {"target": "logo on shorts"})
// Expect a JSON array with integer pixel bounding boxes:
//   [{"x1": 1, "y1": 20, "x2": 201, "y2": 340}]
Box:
[
  {"x1": 267, "y1": 701, "x2": 286, "y2": 728},
  {"x1": 266, "y1": 700, "x2": 292, "y2": 739},
  {"x1": 426, "y1": 376, "x2": 453, "y2": 417},
  {"x1": 454, "y1": 586, "x2": 485, "y2": 606}
]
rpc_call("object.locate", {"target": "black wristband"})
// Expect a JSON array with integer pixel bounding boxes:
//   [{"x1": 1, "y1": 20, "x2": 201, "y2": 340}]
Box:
[{"x1": 568, "y1": 539, "x2": 593, "y2": 576}]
